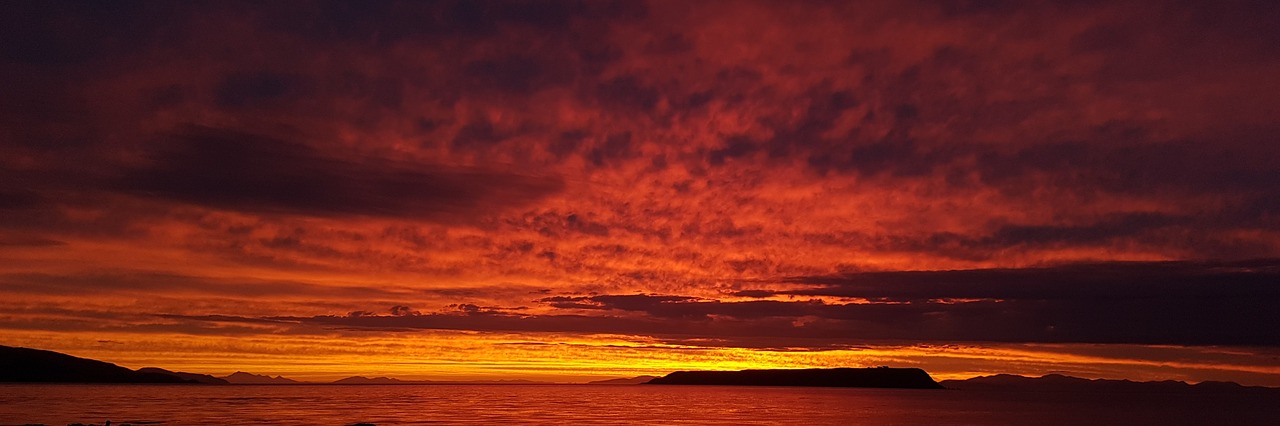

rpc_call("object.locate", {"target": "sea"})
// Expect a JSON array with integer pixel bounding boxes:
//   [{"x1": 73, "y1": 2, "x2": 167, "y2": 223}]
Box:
[{"x1": 1, "y1": 384, "x2": 1277, "y2": 425}]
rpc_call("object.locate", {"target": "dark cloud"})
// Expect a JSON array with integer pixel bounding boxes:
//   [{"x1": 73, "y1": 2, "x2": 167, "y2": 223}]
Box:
[
  {"x1": 873, "y1": 212, "x2": 1197, "y2": 261},
  {"x1": 976, "y1": 138, "x2": 1280, "y2": 196},
  {"x1": 540, "y1": 294, "x2": 705, "y2": 318},
  {"x1": 11, "y1": 269, "x2": 1259, "y2": 364},
  {"x1": 588, "y1": 132, "x2": 634, "y2": 167},
  {"x1": 928, "y1": 0, "x2": 1020, "y2": 18},
  {"x1": 150, "y1": 259, "x2": 1273, "y2": 347},
  {"x1": 773, "y1": 259, "x2": 1280, "y2": 301},
  {"x1": 452, "y1": 118, "x2": 508, "y2": 148},
  {"x1": 118, "y1": 125, "x2": 563, "y2": 220},
  {"x1": 0, "y1": 235, "x2": 65, "y2": 247},
  {"x1": 0, "y1": 189, "x2": 43, "y2": 210},
  {"x1": 796, "y1": 120, "x2": 1279, "y2": 223},
  {"x1": 729, "y1": 289, "x2": 776, "y2": 298},
  {"x1": 0, "y1": 1, "x2": 174, "y2": 67},
  {"x1": 1066, "y1": 1, "x2": 1280, "y2": 83},
  {"x1": 445, "y1": 303, "x2": 514, "y2": 315},
  {"x1": 389, "y1": 305, "x2": 420, "y2": 316},
  {"x1": 463, "y1": 54, "x2": 574, "y2": 95},
  {"x1": 189, "y1": 293, "x2": 1271, "y2": 348},
  {"x1": 155, "y1": 314, "x2": 294, "y2": 325},
  {"x1": 0, "y1": 270, "x2": 418, "y2": 300},
  {"x1": 260, "y1": 0, "x2": 642, "y2": 44},
  {"x1": 464, "y1": 55, "x2": 546, "y2": 94},
  {"x1": 976, "y1": 212, "x2": 1185, "y2": 247},
  {"x1": 763, "y1": 87, "x2": 861, "y2": 163},
  {"x1": 708, "y1": 136, "x2": 756, "y2": 166},
  {"x1": 215, "y1": 72, "x2": 311, "y2": 110},
  {"x1": 543, "y1": 294, "x2": 835, "y2": 321},
  {"x1": 536, "y1": 260, "x2": 1280, "y2": 346},
  {"x1": 280, "y1": 310, "x2": 678, "y2": 336},
  {"x1": 594, "y1": 75, "x2": 660, "y2": 112},
  {"x1": 549, "y1": 130, "x2": 587, "y2": 159}
]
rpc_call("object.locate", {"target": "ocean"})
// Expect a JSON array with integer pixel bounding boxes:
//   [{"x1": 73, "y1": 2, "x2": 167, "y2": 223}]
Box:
[{"x1": 1, "y1": 384, "x2": 1277, "y2": 425}]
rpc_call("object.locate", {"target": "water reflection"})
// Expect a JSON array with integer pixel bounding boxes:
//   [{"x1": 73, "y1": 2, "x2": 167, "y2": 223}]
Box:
[{"x1": 0, "y1": 384, "x2": 1276, "y2": 425}]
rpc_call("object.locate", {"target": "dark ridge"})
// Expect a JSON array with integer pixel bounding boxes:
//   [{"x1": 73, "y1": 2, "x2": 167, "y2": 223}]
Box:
[
  {"x1": 645, "y1": 367, "x2": 944, "y2": 389},
  {"x1": 221, "y1": 371, "x2": 300, "y2": 384},
  {"x1": 332, "y1": 376, "x2": 411, "y2": 385},
  {"x1": 0, "y1": 345, "x2": 190, "y2": 383},
  {"x1": 136, "y1": 367, "x2": 230, "y2": 384},
  {"x1": 587, "y1": 375, "x2": 658, "y2": 385}
]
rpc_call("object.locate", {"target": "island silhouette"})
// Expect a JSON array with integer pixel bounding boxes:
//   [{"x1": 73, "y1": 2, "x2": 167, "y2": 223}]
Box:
[
  {"x1": 645, "y1": 367, "x2": 945, "y2": 389},
  {"x1": 223, "y1": 371, "x2": 300, "y2": 384}
]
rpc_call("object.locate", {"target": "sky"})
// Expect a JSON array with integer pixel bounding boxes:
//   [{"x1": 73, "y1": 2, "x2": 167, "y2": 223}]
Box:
[{"x1": 2, "y1": 0, "x2": 1279, "y2": 385}]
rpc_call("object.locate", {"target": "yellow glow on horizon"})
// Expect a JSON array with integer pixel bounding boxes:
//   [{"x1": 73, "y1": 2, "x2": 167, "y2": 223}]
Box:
[{"x1": 3, "y1": 329, "x2": 1277, "y2": 386}]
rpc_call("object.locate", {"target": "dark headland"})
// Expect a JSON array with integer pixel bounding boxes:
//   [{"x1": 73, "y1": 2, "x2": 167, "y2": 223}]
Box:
[
  {"x1": 0, "y1": 345, "x2": 189, "y2": 384},
  {"x1": 588, "y1": 375, "x2": 658, "y2": 385},
  {"x1": 645, "y1": 367, "x2": 944, "y2": 389}
]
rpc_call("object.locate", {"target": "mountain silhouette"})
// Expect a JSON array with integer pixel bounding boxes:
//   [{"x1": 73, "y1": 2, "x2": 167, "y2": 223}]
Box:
[
  {"x1": 136, "y1": 367, "x2": 230, "y2": 384},
  {"x1": 222, "y1": 371, "x2": 301, "y2": 384},
  {"x1": 0, "y1": 345, "x2": 190, "y2": 383},
  {"x1": 588, "y1": 375, "x2": 658, "y2": 385},
  {"x1": 332, "y1": 376, "x2": 416, "y2": 384},
  {"x1": 645, "y1": 367, "x2": 944, "y2": 389}
]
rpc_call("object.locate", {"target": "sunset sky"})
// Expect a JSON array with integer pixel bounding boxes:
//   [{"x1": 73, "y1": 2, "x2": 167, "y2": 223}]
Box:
[{"x1": 2, "y1": 0, "x2": 1279, "y2": 385}]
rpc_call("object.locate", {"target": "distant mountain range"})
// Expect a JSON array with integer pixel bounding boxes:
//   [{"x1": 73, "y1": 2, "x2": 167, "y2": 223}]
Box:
[
  {"x1": 331, "y1": 375, "x2": 410, "y2": 385},
  {"x1": 4, "y1": 345, "x2": 1277, "y2": 392},
  {"x1": 588, "y1": 375, "x2": 658, "y2": 385},
  {"x1": 940, "y1": 374, "x2": 1280, "y2": 393},
  {"x1": 222, "y1": 371, "x2": 300, "y2": 384},
  {"x1": 137, "y1": 367, "x2": 229, "y2": 385}
]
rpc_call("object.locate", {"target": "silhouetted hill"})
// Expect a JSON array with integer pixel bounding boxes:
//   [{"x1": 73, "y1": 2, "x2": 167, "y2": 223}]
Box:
[
  {"x1": 0, "y1": 345, "x2": 190, "y2": 383},
  {"x1": 333, "y1": 376, "x2": 420, "y2": 384},
  {"x1": 588, "y1": 375, "x2": 657, "y2": 384},
  {"x1": 646, "y1": 367, "x2": 944, "y2": 389},
  {"x1": 137, "y1": 367, "x2": 230, "y2": 384},
  {"x1": 222, "y1": 371, "x2": 301, "y2": 384},
  {"x1": 940, "y1": 374, "x2": 1280, "y2": 393}
]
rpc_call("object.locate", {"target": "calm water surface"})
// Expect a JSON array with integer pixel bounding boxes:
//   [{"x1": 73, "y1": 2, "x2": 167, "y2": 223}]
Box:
[{"x1": 1, "y1": 384, "x2": 1277, "y2": 425}]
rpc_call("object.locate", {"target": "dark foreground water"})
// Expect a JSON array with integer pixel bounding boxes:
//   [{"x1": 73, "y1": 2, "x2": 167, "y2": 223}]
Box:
[{"x1": 1, "y1": 384, "x2": 1277, "y2": 425}]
